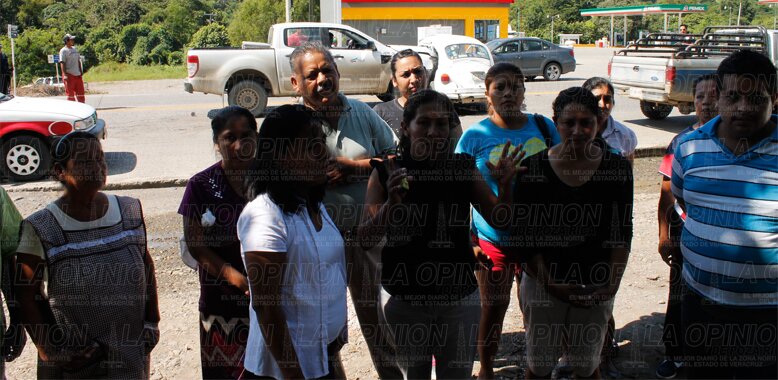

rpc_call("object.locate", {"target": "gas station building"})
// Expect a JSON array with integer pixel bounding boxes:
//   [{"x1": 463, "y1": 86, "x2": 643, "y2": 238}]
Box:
[{"x1": 321, "y1": 0, "x2": 514, "y2": 45}]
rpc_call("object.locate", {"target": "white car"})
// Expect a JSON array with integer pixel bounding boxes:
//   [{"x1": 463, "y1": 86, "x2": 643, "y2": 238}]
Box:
[
  {"x1": 0, "y1": 92, "x2": 106, "y2": 182},
  {"x1": 419, "y1": 35, "x2": 494, "y2": 105},
  {"x1": 34, "y1": 76, "x2": 65, "y2": 88}
]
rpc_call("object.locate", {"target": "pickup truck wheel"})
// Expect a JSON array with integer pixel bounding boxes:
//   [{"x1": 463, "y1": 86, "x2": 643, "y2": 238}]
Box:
[
  {"x1": 640, "y1": 101, "x2": 673, "y2": 120},
  {"x1": 376, "y1": 83, "x2": 394, "y2": 102},
  {"x1": 2, "y1": 135, "x2": 51, "y2": 182},
  {"x1": 228, "y1": 80, "x2": 268, "y2": 117},
  {"x1": 543, "y1": 63, "x2": 562, "y2": 81}
]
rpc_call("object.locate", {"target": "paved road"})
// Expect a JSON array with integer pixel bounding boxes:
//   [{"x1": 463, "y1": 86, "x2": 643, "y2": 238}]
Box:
[{"x1": 5, "y1": 47, "x2": 694, "y2": 190}]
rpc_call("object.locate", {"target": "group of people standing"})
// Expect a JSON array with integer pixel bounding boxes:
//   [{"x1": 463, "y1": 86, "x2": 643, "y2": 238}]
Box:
[
  {"x1": 178, "y1": 42, "x2": 635, "y2": 380},
  {"x1": 0, "y1": 42, "x2": 774, "y2": 380}
]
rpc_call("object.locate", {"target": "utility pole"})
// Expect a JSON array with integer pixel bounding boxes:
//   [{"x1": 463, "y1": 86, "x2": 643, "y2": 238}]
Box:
[
  {"x1": 549, "y1": 14, "x2": 559, "y2": 43},
  {"x1": 737, "y1": 0, "x2": 742, "y2": 26},
  {"x1": 517, "y1": 6, "x2": 521, "y2": 34},
  {"x1": 7, "y1": 25, "x2": 17, "y2": 96},
  {"x1": 285, "y1": 0, "x2": 292, "y2": 22}
]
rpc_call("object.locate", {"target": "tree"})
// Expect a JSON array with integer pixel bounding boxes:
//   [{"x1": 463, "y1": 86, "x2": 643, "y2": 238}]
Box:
[
  {"x1": 13, "y1": 27, "x2": 60, "y2": 83},
  {"x1": 130, "y1": 36, "x2": 151, "y2": 65},
  {"x1": 41, "y1": 3, "x2": 89, "y2": 42},
  {"x1": 163, "y1": 0, "x2": 208, "y2": 48},
  {"x1": 124, "y1": 23, "x2": 175, "y2": 65},
  {"x1": 146, "y1": 25, "x2": 176, "y2": 64},
  {"x1": 189, "y1": 22, "x2": 230, "y2": 48},
  {"x1": 292, "y1": 0, "x2": 320, "y2": 22},
  {"x1": 228, "y1": 0, "x2": 284, "y2": 45},
  {"x1": 16, "y1": 0, "x2": 55, "y2": 29},
  {"x1": 0, "y1": 0, "x2": 21, "y2": 33},
  {"x1": 118, "y1": 23, "x2": 152, "y2": 62},
  {"x1": 80, "y1": 0, "x2": 144, "y2": 31},
  {"x1": 41, "y1": 2, "x2": 68, "y2": 23},
  {"x1": 87, "y1": 26, "x2": 121, "y2": 63}
]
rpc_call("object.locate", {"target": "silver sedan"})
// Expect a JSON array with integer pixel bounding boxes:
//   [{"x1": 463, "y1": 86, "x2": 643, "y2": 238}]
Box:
[{"x1": 487, "y1": 37, "x2": 576, "y2": 81}]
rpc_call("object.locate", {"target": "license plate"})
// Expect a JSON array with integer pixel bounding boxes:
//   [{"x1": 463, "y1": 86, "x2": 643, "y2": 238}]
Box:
[{"x1": 629, "y1": 88, "x2": 643, "y2": 98}]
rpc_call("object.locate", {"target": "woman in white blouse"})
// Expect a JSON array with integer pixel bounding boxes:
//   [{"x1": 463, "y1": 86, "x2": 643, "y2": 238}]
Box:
[{"x1": 238, "y1": 105, "x2": 347, "y2": 379}]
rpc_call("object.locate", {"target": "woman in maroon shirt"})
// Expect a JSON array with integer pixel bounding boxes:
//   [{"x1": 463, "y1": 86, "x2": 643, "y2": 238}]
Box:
[{"x1": 178, "y1": 106, "x2": 257, "y2": 379}]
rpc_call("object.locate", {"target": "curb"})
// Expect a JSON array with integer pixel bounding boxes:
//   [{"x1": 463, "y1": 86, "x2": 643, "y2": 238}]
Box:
[
  {"x1": 2, "y1": 178, "x2": 189, "y2": 193},
  {"x1": 635, "y1": 146, "x2": 667, "y2": 159}
]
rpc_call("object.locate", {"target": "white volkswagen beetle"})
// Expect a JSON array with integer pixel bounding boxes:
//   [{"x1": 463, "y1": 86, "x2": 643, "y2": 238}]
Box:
[
  {"x1": 0, "y1": 92, "x2": 106, "y2": 182},
  {"x1": 418, "y1": 35, "x2": 494, "y2": 106}
]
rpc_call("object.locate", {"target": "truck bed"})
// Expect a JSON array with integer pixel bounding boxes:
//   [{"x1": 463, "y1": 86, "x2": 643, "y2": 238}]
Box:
[
  {"x1": 186, "y1": 47, "x2": 278, "y2": 96},
  {"x1": 609, "y1": 26, "x2": 774, "y2": 115}
]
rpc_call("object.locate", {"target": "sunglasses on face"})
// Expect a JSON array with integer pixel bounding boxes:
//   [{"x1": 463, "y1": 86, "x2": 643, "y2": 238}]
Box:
[{"x1": 595, "y1": 94, "x2": 614, "y2": 104}]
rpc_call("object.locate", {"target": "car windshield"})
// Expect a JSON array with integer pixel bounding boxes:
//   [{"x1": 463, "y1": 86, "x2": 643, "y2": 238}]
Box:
[
  {"x1": 444, "y1": 43, "x2": 489, "y2": 60},
  {"x1": 486, "y1": 40, "x2": 501, "y2": 50}
]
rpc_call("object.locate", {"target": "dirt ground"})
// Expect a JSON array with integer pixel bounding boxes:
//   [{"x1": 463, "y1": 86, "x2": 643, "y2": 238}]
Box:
[{"x1": 4, "y1": 156, "x2": 673, "y2": 380}]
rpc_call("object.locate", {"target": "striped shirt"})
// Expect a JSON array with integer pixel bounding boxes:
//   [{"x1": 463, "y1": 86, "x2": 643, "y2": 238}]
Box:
[{"x1": 671, "y1": 115, "x2": 778, "y2": 308}]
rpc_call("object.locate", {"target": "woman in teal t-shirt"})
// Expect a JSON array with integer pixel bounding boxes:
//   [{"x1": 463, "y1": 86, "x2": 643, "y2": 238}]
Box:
[{"x1": 454, "y1": 62, "x2": 559, "y2": 379}]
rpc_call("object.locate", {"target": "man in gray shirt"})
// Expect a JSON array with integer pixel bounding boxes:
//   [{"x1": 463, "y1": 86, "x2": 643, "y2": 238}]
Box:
[{"x1": 59, "y1": 34, "x2": 85, "y2": 103}]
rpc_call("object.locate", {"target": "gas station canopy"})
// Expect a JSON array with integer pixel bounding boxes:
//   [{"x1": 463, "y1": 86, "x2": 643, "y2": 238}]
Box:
[
  {"x1": 580, "y1": 4, "x2": 709, "y2": 46},
  {"x1": 580, "y1": 4, "x2": 708, "y2": 17}
]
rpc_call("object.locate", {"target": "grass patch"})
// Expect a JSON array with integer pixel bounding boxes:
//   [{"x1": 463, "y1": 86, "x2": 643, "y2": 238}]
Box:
[{"x1": 84, "y1": 62, "x2": 186, "y2": 82}]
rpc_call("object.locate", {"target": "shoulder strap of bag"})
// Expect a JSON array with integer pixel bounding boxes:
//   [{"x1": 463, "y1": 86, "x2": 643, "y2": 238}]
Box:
[{"x1": 533, "y1": 113, "x2": 553, "y2": 149}]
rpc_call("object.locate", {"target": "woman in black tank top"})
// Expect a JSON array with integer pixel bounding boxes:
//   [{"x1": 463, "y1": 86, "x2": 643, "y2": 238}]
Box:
[{"x1": 358, "y1": 90, "x2": 525, "y2": 379}]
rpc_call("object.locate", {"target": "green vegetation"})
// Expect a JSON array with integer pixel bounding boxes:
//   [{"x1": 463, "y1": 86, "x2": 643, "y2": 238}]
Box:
[
  {"x1": 512, "y1": 0, "x2": 776, "y2": 44},
  {"x1": 0, "y1": 0, "x2": 774, "y2": 83},
  {"x1": 189, "y1": 23, "x2": 230, "y2": 49},
  {"x1": 83, "y1": 62, "x2": 185, "y2": 82},
  {"x1": 0, "y1": 0, "x2": 319, "y2": 83}
]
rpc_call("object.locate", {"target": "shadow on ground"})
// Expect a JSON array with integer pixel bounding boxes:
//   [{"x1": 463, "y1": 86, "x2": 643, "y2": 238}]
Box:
[
  {"x1": 106, "y1": 151, "x2": 138, "y2": 176},
  {"x1": 625, "y1": 115, "x2": 696, "y2": 134},
  {"x1": 608, "y1": 312, "x2": 668, "y2": 379},
  {"x1": 482, "y1": 312, "x2": 669, "y2": 379}
]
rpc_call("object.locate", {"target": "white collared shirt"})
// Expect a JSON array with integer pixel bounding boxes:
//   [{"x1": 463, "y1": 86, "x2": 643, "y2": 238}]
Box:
[
  {"x1": 602, "y1": 116, "x2": 638, "y2": 156},
  {"x1": 238, "y1": 194, "x2": 347, "y2": 379}
]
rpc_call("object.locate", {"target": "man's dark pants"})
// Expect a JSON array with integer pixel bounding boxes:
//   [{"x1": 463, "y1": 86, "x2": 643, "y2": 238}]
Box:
[{"x1": 682, "y1": 287, "x2": 777, "y2": 379}]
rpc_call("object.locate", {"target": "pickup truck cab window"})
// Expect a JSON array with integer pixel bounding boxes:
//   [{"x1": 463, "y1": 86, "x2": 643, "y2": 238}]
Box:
[
  {"x1": 328, "y1": 28, "x2": 370, "y2": 50},
  {"x1": 285, "y1": 28, "x2": 321, "y2": 47}
]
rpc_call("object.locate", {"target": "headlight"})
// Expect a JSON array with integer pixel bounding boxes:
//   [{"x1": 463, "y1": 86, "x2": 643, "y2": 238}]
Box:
[{"x1": 74, "y1": 112, "x2": 97, "y2": 130}]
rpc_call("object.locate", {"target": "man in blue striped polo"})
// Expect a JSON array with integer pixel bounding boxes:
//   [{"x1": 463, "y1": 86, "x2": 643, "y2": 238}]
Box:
[{"x1": 671, "y1": 49, "x2": 777, "y2": 379}]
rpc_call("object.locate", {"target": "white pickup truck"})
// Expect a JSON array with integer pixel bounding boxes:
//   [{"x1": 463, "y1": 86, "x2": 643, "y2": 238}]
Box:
[
  {"x1": 185, "y1": 22, "x2": 404, "y2": 116},
  {"x1": 609, "y1": 26, "x2": 778, "y2": 120}
]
